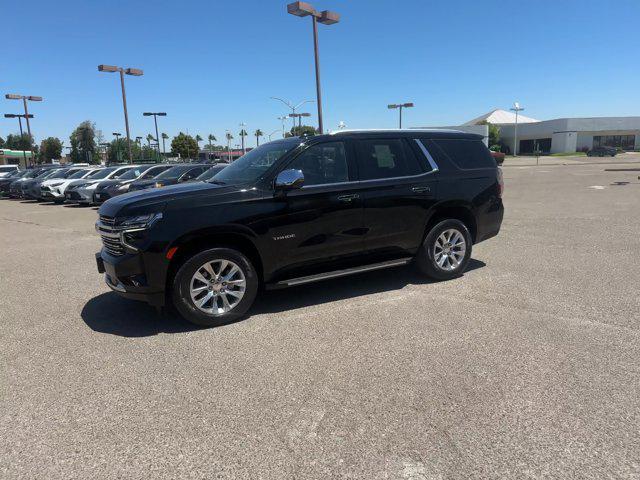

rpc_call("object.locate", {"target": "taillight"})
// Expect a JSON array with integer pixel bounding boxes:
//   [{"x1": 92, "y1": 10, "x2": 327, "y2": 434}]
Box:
[{"x1": 497, "y1": 167, "x2": 504, "y2": 197}]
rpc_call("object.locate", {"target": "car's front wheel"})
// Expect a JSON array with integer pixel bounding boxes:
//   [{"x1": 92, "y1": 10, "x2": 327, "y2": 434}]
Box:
[
  {"x1": 416, "y1": 219, "x2": 472, "y2": 280},
  {"x1": 172, "y1": 248, "x2": 259, "y2": 327}
]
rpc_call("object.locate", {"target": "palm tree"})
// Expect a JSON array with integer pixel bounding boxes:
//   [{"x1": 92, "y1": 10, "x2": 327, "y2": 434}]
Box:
[
  {"x1": 254, "y1": 129, "x2": 263, "y2": 147},
  {"x1": 195, "y1": 134, "x2": 203, "y2": 153},
  {"x1": 239, "y1": 129, "x2": 248, "y2": 153},
  {"x1": 161, "y1": 133, "x2": 169, "y2": 156},
  {"x1": 146, "y1": 133, "x2": 155, "y2": 147},
  {"x1": 225, "y1": 132, "x2": 234, "y2": 162},
  {"x1": 207, "y1": 134, "x2": 217, "y2": 160}
]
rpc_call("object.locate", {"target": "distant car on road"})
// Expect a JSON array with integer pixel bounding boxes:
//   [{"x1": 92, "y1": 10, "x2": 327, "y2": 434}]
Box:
[{"x1": 587, "y1": 146, "x2": 617, "y2": 157}]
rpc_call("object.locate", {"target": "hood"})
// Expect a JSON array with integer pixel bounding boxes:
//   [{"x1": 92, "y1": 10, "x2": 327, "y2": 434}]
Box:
[{"x1": 99, "y1": 181, "x2": 236, "y2": 217}]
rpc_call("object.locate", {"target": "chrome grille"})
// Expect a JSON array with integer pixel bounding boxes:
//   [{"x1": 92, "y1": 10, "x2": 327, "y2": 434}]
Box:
[{"x1": 96, "y1": 215, "x2": 124, "y2": 256}]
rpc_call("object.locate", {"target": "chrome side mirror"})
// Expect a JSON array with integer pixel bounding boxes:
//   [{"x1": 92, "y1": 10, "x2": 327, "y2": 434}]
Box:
[{"x1": 275, "y1": 169, "x2": 304, "y2": 191}]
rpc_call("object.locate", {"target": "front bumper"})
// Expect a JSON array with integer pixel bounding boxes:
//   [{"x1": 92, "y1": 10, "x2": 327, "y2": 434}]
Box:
[
  {"x1": 66, "y1": 187, "x2": 94, "y2": 204},
  {"x1": 96, "y1": 251, "x2": 166, "y2": 306}
]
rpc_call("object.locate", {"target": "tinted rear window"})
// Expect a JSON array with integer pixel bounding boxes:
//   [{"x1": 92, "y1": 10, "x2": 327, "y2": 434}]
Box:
[{"x1": 431, "y1": 139, "x2": 495, "y2": 169}]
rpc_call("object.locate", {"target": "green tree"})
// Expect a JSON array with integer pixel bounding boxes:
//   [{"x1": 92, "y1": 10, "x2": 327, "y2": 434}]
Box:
[
  {"x1": 5, "y1": 133, "x2": 33, "y2": 151},
  {"x1": 207, "y1": 134, "x2": 216, "y2": 152},
  {"x1": 488, "y1": 123, "x2": 500, "y2": 148},
  {"x1": 161, "y1": 133, "x2": 169, "y2": 155},
  {"x1": 254, "y1": 129, "x2": 263, "y2": 147},
  {"x1": 286, "y1": 125, "x2": 317, "y2": 137},
  {"x1": 70, "y1": 121, "x2": 100, "y2": 164},
  {"x1": 108, "y1": 138, "x2": 140, "y2": 163},
  {"x1": 0, "y1": 136, "x2": 4, "y2": 148},
  {"x1": 39, "y1": 137, "x2": 63, "y2": 163},
  {"x1": 171, "y1": 132, "x2": 198, "y2": 159}
]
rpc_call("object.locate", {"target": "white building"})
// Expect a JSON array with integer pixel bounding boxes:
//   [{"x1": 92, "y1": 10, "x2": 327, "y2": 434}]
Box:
[{"x1": 461, "y1": 109, "x2": 640, "y2": 154}]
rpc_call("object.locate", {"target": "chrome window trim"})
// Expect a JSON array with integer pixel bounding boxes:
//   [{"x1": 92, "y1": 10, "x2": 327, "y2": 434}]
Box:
[{"x1": 414, "y1": 139, "x2": 439, "y2": 172}]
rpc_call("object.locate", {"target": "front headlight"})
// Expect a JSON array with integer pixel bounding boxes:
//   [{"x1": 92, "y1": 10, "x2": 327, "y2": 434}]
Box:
[
  {"x1": 116, "y1": 183, "x2": 130, "y2": 192},
  {"x1": 86, "y1": 183, "x2": 98, "y2": 190},
  {"x1": 116, "y1": 213, "x2": 163, "y2": 230},
  {"x1": 48, "y1": 182, "x2": 63, "y2": 188}
]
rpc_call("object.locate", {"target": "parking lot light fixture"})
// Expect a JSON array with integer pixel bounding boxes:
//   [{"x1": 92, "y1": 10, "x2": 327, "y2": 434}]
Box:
[
  {"x1": 387, "y1": 102, "x2": 414, "y2": 129},
  {"x1": 5, "y1": 93, "x2": 42, "y2": 167},
  {"x1": 510, "y1": 102, "x2": 525, "y2": 157},
  {"x1": 143, "y1": 112, "x2": 167, "y2": 159},
  {"x1": 286, "y1": 2, "x2": 340, "y2": 134},
  {"x1": 98, "y1": 64, "x2": 144, "y2": 163}
]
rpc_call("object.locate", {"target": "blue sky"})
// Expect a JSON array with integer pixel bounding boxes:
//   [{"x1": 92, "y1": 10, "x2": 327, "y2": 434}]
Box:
[{"x1": 3, "y1": 0, "x2": 639, "y2": 146}]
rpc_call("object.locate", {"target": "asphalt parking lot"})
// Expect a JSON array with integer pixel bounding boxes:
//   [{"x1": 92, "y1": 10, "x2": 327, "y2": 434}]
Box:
[{"x1": 1, "y1": 161, "x2": 639, "y2": 479}]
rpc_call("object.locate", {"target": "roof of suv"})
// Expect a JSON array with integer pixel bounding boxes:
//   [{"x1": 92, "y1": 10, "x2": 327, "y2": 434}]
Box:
[{"x1": 322, "y1": 129, "x2": 484, "y2": 141}]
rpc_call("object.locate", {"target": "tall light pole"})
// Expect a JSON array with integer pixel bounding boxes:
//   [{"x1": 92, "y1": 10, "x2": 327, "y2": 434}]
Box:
[
  {"x1": 277, "y1": 115, "x2": 289, "y2": 137},
  {"x1": 387, "y1": 102, "x2": 414, "y2": 129},
  {"x1": 289, "y1": 112, "x2": 311, "y2": 132},
  {"x1": 287, "y1": 2, "x2": 339, "y2": 135},
  {"x1": 143, "y1": 112, "x2": 166, "y2": 161},
  {"x1": 510, "y1": 102, "x2": 524, "y2": 156},
  {"x1": 5, "y1": 94, "x2": 42, "y2": 166},
  {"x1": 268, "y1": 129, "x2": 280, "y2": 141},
  {"x1": 4, "y1": 113, "x2": 33, "y2": 167},
  {"x1": 112, "y1": 132, "x2": 122, "y2": 163},
  {"x1": 271, "y1": 98, "x2": 315, "y2": 132},
  {"x1": 98, "y1": 65, "x2": 143, "y2": 163}
]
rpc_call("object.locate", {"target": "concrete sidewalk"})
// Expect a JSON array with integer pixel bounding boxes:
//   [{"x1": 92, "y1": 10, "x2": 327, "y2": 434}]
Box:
[{"x1": 502, "y1": 152, "x2": 640, "y2": 167}]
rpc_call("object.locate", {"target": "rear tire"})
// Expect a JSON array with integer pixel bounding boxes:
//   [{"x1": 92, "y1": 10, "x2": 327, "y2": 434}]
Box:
[
  {"x1": 172, "y1": 247, "x2": 258, "y2": 327},
  {"x1": 416, "y1": 219, "x2": 472, "y2": 280}
]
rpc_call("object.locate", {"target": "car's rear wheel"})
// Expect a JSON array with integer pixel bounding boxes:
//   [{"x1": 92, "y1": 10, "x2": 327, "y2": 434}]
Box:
[
  {"x1": 416, "y1": 219, "x2": 472, "y2": 280},
  {"x1": 172, "y1": 247, "x2": 258, "y2": 327}
]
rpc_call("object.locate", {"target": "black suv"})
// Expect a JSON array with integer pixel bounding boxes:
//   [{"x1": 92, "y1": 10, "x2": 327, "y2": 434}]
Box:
[{"x1": 95, "y1": 130, "x2": 504, "y2": 326}]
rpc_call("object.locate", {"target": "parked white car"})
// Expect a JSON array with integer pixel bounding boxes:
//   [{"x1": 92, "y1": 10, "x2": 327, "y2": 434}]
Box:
[
  {"x1": 40, "y1": 168, "x2": 103, "y2": 203},
  {"x1": 65, "y1": 165, "x2": 138, "y2": 205}
]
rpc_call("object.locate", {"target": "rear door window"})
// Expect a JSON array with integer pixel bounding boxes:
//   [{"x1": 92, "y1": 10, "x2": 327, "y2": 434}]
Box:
[
  {"x1": 355, "y1": 138, "x2": 423, "y2": 180},
  {"x1": 431, "y1": 139, "x2": 495, "y2": 169}
]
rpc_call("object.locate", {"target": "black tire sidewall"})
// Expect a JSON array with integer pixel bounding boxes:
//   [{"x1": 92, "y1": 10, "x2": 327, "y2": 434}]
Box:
[
  {"x1": 172, "y1": 247, "x2": 258, "y2": 327},
  {"x1": 418, "y1": 219, "x2": 472, "y2": 280}
]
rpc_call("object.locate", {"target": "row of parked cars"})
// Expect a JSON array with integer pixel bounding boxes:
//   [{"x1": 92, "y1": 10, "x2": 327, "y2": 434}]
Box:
[{"x1": 0, "y1": 162, "x2": 228, "y2": 206}]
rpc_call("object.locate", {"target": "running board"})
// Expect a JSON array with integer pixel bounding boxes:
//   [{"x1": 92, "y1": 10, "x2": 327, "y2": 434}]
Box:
[{"x1": 273, "y1": 258, "x2": 413, "y2": 288}]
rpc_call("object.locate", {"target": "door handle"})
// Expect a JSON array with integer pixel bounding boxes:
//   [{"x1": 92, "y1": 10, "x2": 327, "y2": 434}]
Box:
[
  {"x1": 411, "y1": 186, "x2": 431, "y2": 194},
  {"x1": 337, "y1": 193, "x2": 359, "y2": 202}
]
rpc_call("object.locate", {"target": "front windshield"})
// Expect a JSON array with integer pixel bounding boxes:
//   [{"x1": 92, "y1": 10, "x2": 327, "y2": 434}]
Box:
[
  {"x1": 87, "y1": 168, "x2": 116, "y2": 179},
  {"x1": 117, "y1": 167, "x2": 146, "y2": 180},
  {"x1": 211, "y1": 139, "x2": 300, "y2": 185},
  {"x1": 154, "y1": 165, "x2": 194, "y2": 180},
  {"x1": 46, "y1": 169, "x2": 72, "y2": 180},
  {"x1": 69, "y1": 169, "x2": 89, "y2": 179},
  {"x1": 110, "y1": 167, "x2": 136, "y2": 179},
  {"x1": 140, "y1": 166, "x2": 171, "y2": 179},
  {"x1": 40, "y1": 169, "x2": 64, "y2": 179}
]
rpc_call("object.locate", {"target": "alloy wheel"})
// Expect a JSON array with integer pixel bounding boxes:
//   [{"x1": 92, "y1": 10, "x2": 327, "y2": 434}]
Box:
[
  {"x1": 189, "y1": 259, "x2": 247, "y2": 314},
  {"x1": 433, "y1": 228, "x2": 466, "y2": 271}
]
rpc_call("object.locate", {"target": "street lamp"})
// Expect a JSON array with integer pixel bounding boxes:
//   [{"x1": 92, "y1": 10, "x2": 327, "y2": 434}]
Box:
[
  {"x1": 277, "y1": 115, "x2": 289, "y2": 137},
  {"x1": 98, "y1": 64, "x2": 143, "y2": 163},
  {"x1": 143, "y1": 112, "x2": 166, "y2": 160},
  {"x1": 510, "y1": 102, "x2": 524, "y2": 156},
  {"x1": 268, "y1": 129, "x2": 281, "y2": 141},
  {"x1": 4, "y1": 113, "x2": 34, "y2": 167},
  {"x1": 387, "y1": 102, "x2": 414, "y2": 129},
  {"x1": 289, "y1": 112, "x2": 312, "y2": 131},
  {"x1": 5, "y1": 94, "x2": 42, "y2": 166},
  {"x1": 286, "y1": 2, "x2": 340, "y2": 134},
  {"x1": 112, "y1": 132, "x2": 122, "y2": 163}
]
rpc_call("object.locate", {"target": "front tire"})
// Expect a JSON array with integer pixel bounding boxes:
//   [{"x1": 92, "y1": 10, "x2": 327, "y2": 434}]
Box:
[
  {"x1": 172, "y1": 247, "x2": 258, "y2": 327},
  {"x1": 416, "y1": 219, "x2": 472, "y2": 280}
]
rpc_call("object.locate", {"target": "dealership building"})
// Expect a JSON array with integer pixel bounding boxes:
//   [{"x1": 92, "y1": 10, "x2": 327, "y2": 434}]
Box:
[{"x1": 460, "y1": 109, "x2": 640, "y2": 155}]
